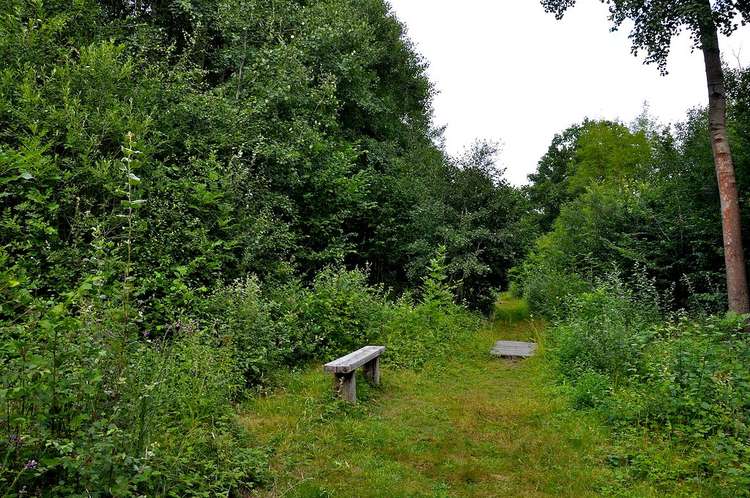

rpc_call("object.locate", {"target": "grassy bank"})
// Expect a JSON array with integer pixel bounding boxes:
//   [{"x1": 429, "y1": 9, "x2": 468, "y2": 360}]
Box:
[{"x1": 241, "y1": 298, "x2": 666, "y2": 497}]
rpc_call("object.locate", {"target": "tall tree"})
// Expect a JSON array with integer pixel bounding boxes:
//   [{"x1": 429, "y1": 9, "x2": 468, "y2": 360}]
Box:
[{"x1": 540, "y1": 0, "x2": 750, "y2": 314}]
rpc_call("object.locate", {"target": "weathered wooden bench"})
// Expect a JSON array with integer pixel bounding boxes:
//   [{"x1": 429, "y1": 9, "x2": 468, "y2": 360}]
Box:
[{"x1": 323, "y1": 345, "x2": 385, "y2": 403}]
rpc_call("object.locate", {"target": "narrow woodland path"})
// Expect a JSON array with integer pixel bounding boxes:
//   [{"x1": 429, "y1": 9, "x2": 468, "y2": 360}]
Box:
[{"x1": 241, "y1": 300, "x2": 656, "y2": 497}]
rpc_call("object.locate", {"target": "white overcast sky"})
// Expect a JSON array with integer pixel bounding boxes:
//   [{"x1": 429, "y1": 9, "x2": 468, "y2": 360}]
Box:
[{"x1": 387, "y1": 0, "x2": 750, "y2": 185}]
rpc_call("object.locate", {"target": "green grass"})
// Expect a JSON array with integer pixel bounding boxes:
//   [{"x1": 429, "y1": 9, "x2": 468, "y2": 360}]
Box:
[{"x1": 239, "y1": 298, "x2": 665, "y2": 497}]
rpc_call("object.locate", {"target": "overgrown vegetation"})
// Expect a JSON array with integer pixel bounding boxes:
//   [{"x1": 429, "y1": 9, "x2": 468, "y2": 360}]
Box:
[
  {"x1": 2, "y1": 245, "x2": 476, "y2": 495},
  {"x1": 0, "y1": 0, "x2": 521, "y2": 494},
  {"x1": 512, "y1": 68, "x2": 750, "y2": 495},
  {"x1": 4, "y1": 0, "x2": 750, "y2": 495},
  {"x1": 540, "y1": 280, "x2": 750, "y2": 495},
  {"x1": 240, "y1": 305, "x2": 631, "y2": 498}
]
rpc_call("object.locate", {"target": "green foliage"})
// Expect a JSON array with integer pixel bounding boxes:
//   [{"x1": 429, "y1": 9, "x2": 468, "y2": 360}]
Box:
[
  {"x1": 526, "y1": 123, "x2": 582, "y2": 231},
  {"x1": 570, "y1": 371, "x2": 611, "y2": 410},
  {"x1": 567, "y1": 121, "x2": 652, "y2": 193},
  {"x1": 383, "y1": 248, "x2": 481, "y2": 369},
  {"x1": 526, "y1": 119, "x2": 655, "y2": 233},
  {"x1": 206, "y1": 276, "x2": 288, "y2": 387},
  {"x1": 553, "y1": 278, "x2": 660, "y2": 382},
  {"x1": 0, "y1": 2, "x2": 529, "y2": 493},
  {"x1": 403, "y1": 141, "x2": 536, "y2": 311},
  {"x1": 0, "y1": 297, "x2": 267, "y2": 496},
  {"x1": 547, "y1": 279, "x2": 750, "y2": 494},
  {"x1": 296, "y1": 267, "x2": 389, "y2": 359},
  {"x1": 519, "y1": 114, "x2": 729, "y2": 314},
  {"x1": 0, "y1": 0, "x2": 531, "y2": 331}
]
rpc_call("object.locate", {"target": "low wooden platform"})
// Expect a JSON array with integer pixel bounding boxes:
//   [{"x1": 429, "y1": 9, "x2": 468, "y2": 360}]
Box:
[{"x1": 490, "y1": 340, "x2": 537, "y2": 359}]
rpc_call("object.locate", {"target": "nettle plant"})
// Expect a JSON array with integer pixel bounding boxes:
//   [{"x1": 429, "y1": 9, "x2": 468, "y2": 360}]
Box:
[{"x1": 119, "y1": 133, "x2": 146, "y2": 331}]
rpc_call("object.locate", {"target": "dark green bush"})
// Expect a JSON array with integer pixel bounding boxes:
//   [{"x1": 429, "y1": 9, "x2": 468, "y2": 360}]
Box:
[{"x1": 296, "y1": 267, "x2": 389, "y2": 359}]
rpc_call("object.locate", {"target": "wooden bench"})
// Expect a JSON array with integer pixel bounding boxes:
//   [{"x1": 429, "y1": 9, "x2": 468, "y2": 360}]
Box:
[{"x1": 323, "y1": 345, "x2": 385, "y2": 403}]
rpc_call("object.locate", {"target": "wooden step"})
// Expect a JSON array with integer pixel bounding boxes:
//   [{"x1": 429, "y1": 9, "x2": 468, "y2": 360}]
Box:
[{"x1": 490, "y1": 340, "x2": 537, "y2": 359}]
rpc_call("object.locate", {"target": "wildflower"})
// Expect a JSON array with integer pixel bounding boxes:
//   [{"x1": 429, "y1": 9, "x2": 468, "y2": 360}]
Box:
[{"x1": 25, "y1": 459, "x2": 38, "y2": 470}]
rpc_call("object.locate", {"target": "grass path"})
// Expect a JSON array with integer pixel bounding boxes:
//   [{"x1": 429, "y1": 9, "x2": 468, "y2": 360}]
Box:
[{"x1": 241, "y1": 299, "x2": 654, "y2": 497}]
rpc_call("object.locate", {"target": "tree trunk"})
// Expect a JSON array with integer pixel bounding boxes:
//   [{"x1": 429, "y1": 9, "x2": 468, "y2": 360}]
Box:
[{"x1": 700, "y1": 21, "x2": 750, "y2": 314}]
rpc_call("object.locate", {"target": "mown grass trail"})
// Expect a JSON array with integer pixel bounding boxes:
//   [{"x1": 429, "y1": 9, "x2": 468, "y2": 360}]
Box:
[{"x1": 241, "y1": 299, "x2": 655, "y2": 497}]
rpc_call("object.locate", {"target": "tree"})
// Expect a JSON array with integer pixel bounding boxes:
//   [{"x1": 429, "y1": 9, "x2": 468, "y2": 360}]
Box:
[
  {"x1": 528, "y1": 119, "x2": 653, "y2": 231},
  {"x1": 540, "y1": 0, "x2": 750, "y2": 314},
  {"x1": 527, "y1": 123, "x2": 582, "y2": 231}
]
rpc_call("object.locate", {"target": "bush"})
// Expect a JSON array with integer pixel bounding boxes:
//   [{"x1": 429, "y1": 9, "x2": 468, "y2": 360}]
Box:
[
  {"x1": 206, "y1": 267, "x2": 392, "y2": 383},
  {"x1": 548, "y1": 279, "x2": 750, "y2": 493},
  {"x1": 517, "y1": 264, "x2": 589, "y2": 318},
  {"x1": 0, "y1": 297, "x2": 267, "y2": 496},
  {"x1": 206, "y1": 276, "x2": 291, "y2": 386},
  {"x1": 509, "y1": 234, "x2": 591, "y2": 318},
  {"x1": 571, "y1": 370, "x2": 612, "y2": 409},
  {"x1": 296, "y1": 267, "x2": 389, "y2": 359},
  {"x1": 383, "y1": 250, "x2": 480, "y2": 369},
  {"x1": 514, "y1": 181, "x2": 727, "y2": 315},
  {"x1": 553, "y1": 279, "x2": 659, "y2": 382}
]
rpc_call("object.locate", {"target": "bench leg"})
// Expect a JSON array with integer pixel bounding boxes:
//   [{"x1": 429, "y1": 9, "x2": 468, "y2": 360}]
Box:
[
  {"x1": 333, "y1": 372, "x2": 356, "y2": 403},
  {"x1": 363, "y1": 357, "x2": 380, "y2": 386}
]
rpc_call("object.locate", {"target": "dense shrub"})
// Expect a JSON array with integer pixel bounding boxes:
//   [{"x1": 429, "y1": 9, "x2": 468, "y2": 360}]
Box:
[
  {"x1": 553, "y1": 279, "x2": 660, "y2": 382},
  {"x1": 547, "y1": 280, "x2": 750, "y2": 493},
  {"x1": 205, "y1": 276, "x2": 290, "y2": 386},
  {"x1": 511, "y1": 257, "x2": 589, "y2": 318},
  {"x1": 206, "y1": 258, "x2": 480, "y2": 383},
  {"x1": 295, "y1": 267, "x2": 389, "y2": 359},
  {"x1": 383, "y1": 249, "x2": 481, "y2": 369},
  {"x1": 0, "y1": 0, "x2": 532, "y2": 325},
  {"x1": 515, "y1": 179, "x2": 729, "y2": 316},
  {"x1": 206, "y1": 267, "x2": 391, "y2": 385},
  {"x1": 0, "y1": 297, "x2": 267, "y2": 496}
]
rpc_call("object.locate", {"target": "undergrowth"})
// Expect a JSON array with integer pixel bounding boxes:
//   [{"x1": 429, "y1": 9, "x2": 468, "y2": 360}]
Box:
[
  {"x1": 1, "y1": 243, "x2": 476, "y2": 495},
  {"x1": 542, "y1": 277, "x2": 750, "y2": 496}
]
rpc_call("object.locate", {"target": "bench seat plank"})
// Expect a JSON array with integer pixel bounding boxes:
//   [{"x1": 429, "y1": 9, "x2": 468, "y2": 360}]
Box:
[{"x1": 324, "y1": 345, "x2": 385, "y2": 374}]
